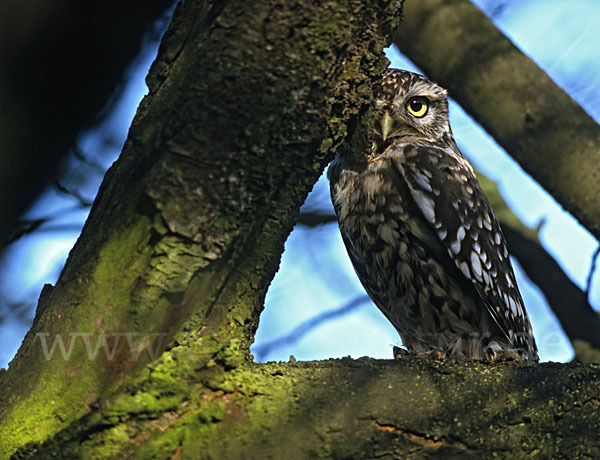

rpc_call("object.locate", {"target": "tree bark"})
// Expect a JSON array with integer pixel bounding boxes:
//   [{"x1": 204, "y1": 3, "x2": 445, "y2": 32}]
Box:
[
  {"x1": 2, "y1": 1, "x2": 600, "y2": 459},
  {"x1": 0, "y1": 0, "x2": 400, "y2": 457},
  {"x1": 394, "y1": 0, "x2": 600, "y2": 242},
  {"x1": 11, "y1": 359, "x2": 600, "y2": 459}
]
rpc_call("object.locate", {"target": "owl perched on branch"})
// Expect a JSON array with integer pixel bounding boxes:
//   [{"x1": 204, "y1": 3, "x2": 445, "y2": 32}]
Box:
[{"x1": 328, "y1": 69, "x2": 538, "y2": 361}]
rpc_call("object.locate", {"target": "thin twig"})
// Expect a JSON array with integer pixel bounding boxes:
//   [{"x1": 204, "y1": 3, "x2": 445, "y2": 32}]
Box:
[
  {"x1": 52, "y1": 180, "x2": 93, "y2": 208},
  {"x1": 585, "y1": 245, "x2": 600, "y2": 302},
  {"x1": 296, "y1": 211, "x2": 337, "y2": 227}
]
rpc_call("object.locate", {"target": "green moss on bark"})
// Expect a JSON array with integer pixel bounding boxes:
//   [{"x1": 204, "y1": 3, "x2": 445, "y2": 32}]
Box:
[
  {"x1": 1, "y1": 1, "x2": 400, "y2": 457},
  {"x1": 12, "y1": 359, "x2": 600, "y2": 459}
]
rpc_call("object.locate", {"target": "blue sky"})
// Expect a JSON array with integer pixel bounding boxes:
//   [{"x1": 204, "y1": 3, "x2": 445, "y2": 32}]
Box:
[{"x1": 1, "y1": 0, "x2": 599, "y2": 368}]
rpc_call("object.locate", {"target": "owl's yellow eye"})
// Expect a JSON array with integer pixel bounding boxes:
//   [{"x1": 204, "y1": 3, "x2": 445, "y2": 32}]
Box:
[{"x1": 406, "y1": 97, "x2": 429, "y2": 117}]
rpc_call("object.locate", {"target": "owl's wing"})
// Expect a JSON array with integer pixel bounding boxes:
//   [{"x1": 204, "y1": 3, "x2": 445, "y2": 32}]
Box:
[{"x1": 391, "y1": 142, "x2": 536, "y2": 356}]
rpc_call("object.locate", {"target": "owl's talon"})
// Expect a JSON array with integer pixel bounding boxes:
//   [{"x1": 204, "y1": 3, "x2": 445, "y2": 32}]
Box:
[
  {"x1": 431, "y1": 348, "x2": 445, "y2": 360},
  {"x1": 393, "y1": 345, "x2": 409, "y2": 359},
  {"x1": 485, "y1": 348, "x2": 497, "y2": 362},
  {"x1": 485, "y1": 346, "x2": 529, "y2": 362},
  {"x1": 393, "y1": 346, "x2": 446, "y2": 360}
]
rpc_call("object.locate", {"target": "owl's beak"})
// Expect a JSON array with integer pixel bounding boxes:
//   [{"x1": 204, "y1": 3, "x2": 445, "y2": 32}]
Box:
[{"x1": 381, "y1": 111, "x2": 393, "y2": 142}]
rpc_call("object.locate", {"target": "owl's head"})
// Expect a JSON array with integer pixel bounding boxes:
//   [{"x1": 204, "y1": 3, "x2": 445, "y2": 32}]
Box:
[{"x1": 373, "y1": 69, "x2": 451, "y2": 147}]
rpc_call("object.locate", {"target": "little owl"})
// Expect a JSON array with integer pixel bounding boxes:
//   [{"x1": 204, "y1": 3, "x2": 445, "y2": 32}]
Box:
[{"x1": 328, "y1": 69, "x2": 538, "y2": 361}]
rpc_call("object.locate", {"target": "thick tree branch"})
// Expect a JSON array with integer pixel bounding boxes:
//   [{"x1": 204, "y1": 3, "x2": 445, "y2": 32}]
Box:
[
  {"x1": 0, "y1": 0, "x2": 401, "y2": 457},
  {"x1": 394, "y1": 0, "x2": 600, "y2": 242},
  {"x1": 11, "y1": 359, "x2": 600, "y2": 459}
]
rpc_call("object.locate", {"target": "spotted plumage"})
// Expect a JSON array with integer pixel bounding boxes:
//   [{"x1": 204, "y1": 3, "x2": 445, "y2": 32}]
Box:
[{"x1": 328, "y1": 69, "x2": 538, "y2": 361}]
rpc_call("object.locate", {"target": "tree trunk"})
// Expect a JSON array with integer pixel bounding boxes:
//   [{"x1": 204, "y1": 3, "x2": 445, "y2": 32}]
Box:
[
  {"x1": 1, "y1": 1, "x2": 599, "y2": 459},
  {"x1": 0, "y1": 0, "x2": 399, "y2": 457}
]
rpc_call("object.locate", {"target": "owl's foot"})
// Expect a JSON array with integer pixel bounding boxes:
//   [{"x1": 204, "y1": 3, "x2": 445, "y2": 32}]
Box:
[
  {"x1": 392, "y1": 345, "x2": 409, "y2": 359},
  {"x1": 393, "y1": 346, "x2": 446, "y2": 360},
  {"x1": 484, "y1": 346, "x2": 529, "y2": 362}
]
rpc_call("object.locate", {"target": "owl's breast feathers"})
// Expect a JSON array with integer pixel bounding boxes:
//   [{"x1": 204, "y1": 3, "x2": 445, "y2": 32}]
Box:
[{"x1": 329, "y1": 140, "x2": 538, "y2": 361}]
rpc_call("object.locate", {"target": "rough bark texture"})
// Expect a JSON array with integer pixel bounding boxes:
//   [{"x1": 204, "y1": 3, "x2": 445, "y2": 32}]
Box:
[
  {"x1": 0, "y1": 0, "x2": 174, "y2": 248},
  {"x1": 394, "y1": 0, "x2": 600, "y2": 242},
  {"x1": 10, "y1": 359, "x2": 600, "y2": 459},
  {"x1": 0, "y1": 0, "x2": 399, "y2": 457},
  {"x1": 2, "y1": 1, "x2": 600, "y2": 459}
]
